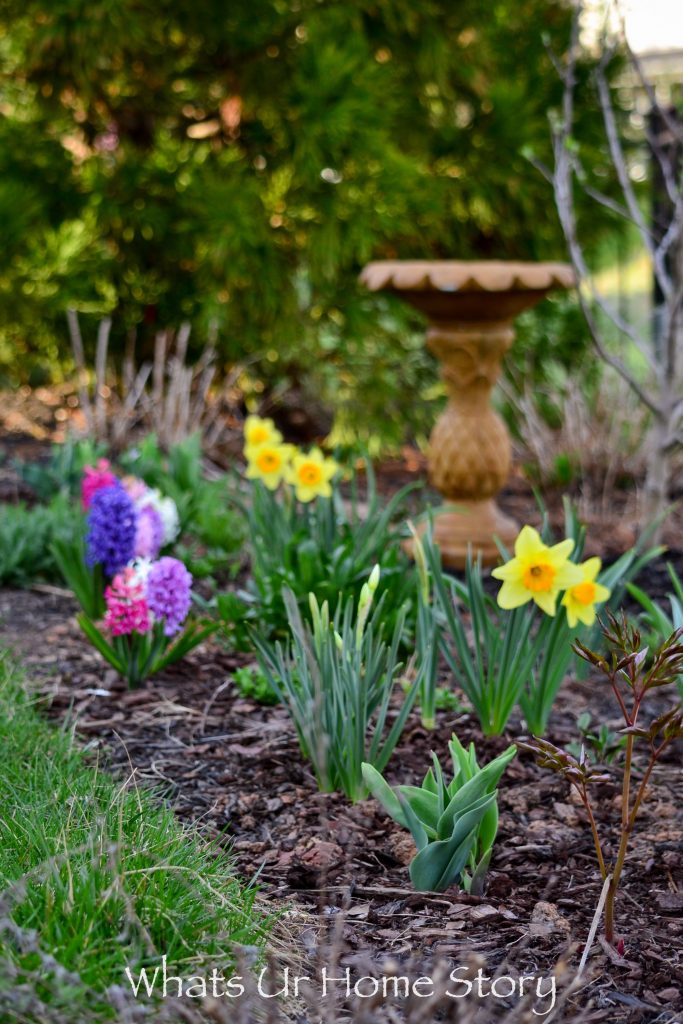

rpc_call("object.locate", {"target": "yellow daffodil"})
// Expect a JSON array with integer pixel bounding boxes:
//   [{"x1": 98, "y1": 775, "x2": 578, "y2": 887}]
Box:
[
  {"x1": 245, "y1": 442, "x2": 293, "y2": 490},
  {"x1": 287, "y1": 448, "x2": 338, "y2": 503},
  {"x1": 491, "y1": 525, "x2": 584, "y2": 616},
  {"x1": 243, "y1": 415, "x2": 282, "y2": 459},
  {"x1": 561, "y1": 557, "x2": 611, "y2": 628}
]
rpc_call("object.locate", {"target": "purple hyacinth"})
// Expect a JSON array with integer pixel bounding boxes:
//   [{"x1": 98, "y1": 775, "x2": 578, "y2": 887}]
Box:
[
  {"x1": 86, "y1": 483, "x2": 137, "y2": 577},
  {"x1": 134, "y1": 502, "x2": 164, "y2": 559},
  {"x1": 146, "y1": 557, "x2": 192, "y2": 636}
]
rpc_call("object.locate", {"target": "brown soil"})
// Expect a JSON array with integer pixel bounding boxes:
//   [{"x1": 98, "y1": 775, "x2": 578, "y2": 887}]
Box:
[{"x1": 1, "y1": 586, "x2": 682, "y2": 1024}]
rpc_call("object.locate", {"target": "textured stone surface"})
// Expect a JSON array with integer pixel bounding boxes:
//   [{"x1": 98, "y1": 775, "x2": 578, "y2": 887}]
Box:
[{"x1": 360, "y1": 259, "x2": 574, "y2": 566}]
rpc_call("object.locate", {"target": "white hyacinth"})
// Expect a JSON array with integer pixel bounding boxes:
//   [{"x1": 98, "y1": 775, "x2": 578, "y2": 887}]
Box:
[{"x1": 135, "y1": 489, "x2": 180, "y2": 545}]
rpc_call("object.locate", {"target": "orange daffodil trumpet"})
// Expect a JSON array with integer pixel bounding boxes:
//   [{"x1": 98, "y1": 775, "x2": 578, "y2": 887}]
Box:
[
  {"x1": 562, "y1": 557, "x2": 611, "y2": 628},
  {"x1": 492, "y1": 525, "x2": 611, "y2": 624},
  {"x1": 243, "y1": 418, "x2": 339, "y2": 503}
]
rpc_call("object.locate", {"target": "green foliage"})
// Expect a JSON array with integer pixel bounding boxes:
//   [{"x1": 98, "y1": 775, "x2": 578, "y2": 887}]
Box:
[
  {"x1": 121, "y1": 434, "x2": 201, "y2": 527},
  {"x1": 15, "y1": 434, "x2": 244, "y2": 585},
  {"x1": 0, "y1": 0, "x2": 620, "y2": 443},
  {"x1": 427, "y1": 541, "x2": 558, "y2": 736},
  {"x1": 51, "y1": 531, "x2": 104, "y2": 618},
  {"x1": 253, "y1": 578, "x2": 419, "y2": 802},
  {"x1": 218, "y1": 465, "x2": 417, "y2": 646},
  {"x1": 16, "y1": 436, "x2": 106, "y2": 501},
  {"x1": 524, "y1": 614, "x2": 683, "y2": 944},
  {"x1": 362, "y1": 739, "x2": 515, "y2": 893},
  {"x1": 627, "y1": 563, "x2": 683, "y2": 699},
  {"x1": 232, "y1": 665, "x2": 280, "y2": 706},
  {"x1": 567, "y1": 712, "x2": 626, "y2": 765},
  {"x1": 410, "y1": 527, "x2": 441, "y2": 730},
  {"x1": 121, "y1": 434, "x2": 246, "y2": 576},
  {"x1": 0, "y1": 653, "x2": 267, "y2": 1017},
  {"x1": 500, "y1": 292, "x2": 600, "y2": 441},
  {"x1": 213, "y1": 591, "x2": 254, "y2": 652},
  {"x1": 422, "y1": 503, "x2": 661, "y2": 736},
  {"x1": 77, "y1": 614, "x2": 215, "y2": 689},
  {"x1": 0, "y1": 497, "x2": 81, "y2": 587},
  {"x1": 433, "y1": 686, "x2": 463, "y2": 714}
]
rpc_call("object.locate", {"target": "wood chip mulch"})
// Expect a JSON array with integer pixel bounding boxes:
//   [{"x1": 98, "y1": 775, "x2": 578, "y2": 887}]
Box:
[{"x1": 1, "y1": 586, "x2": 682, "y2": 1023}]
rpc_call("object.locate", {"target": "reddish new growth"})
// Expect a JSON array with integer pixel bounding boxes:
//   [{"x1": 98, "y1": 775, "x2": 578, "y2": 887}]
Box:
[{"x1": 521, "y1": 612, "x2": 683, "y2": 947}]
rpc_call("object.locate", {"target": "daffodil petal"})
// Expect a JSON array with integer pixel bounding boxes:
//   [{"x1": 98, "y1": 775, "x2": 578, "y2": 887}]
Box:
[
  {"x1": 514, "y1": 525, "x2": 544, "y2": 560},
  {"x1": 496, "y1": 579, "x2": 532, "y2": 609},
  {"x1": 563, "y1": 603, "x2": 578, "y2": 628},
  {"x1": 555, "y1": 562, "x2": 584, "y2": 589},
  {"x1": 581, "y1": 557, "x2": 602, "y2": 581},
  {"x1": 533, "y1": 589, "x2": 557, "y2": 616},
  {"x1": 547, "y1": 537, "x2": 575, "y2": 566},
  {"x1": 491, "y1": 557, "x2": 522, "y2": 581}
]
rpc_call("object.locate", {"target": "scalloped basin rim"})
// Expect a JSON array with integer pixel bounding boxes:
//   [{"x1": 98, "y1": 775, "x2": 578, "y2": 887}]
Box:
[{"x1": 360, "y1": 260, "x2": 575, "y2": 294}]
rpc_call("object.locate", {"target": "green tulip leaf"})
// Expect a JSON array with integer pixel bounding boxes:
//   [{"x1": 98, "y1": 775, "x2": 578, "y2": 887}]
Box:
[{"x1": 361, "y1": 763, "x2": 408, "y2": 828}]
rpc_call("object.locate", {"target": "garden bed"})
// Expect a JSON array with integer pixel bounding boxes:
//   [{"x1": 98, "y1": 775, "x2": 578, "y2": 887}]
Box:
[{"x1": 2, "y1": 585, "x2": 682, "y2": 1023}]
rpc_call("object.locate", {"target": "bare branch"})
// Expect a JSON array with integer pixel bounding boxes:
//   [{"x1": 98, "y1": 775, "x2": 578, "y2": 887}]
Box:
[
  {"x1": 616, "y1": 1, "x2": 683, "y2": 184},
  {"x1": 66, "y1": 308, "x2": 94, "y2": 433},
  {"x1": 94, "y1": 317, "x2": 111, "y2": 441},
  {"x1": 554, "y1": 138, "x2": 658, "y2": 374},
  {"x1": 594, "y1": 62, "x2": 672, "y2": 297},
  {"x1": 581, "y1": 184, "x2": 632, "y2": 223},
  {"x1": 654, "y1": 192, "x2": 683, "y2": 294},
  {"x1": 549, "y1": 10, "x2": 660, "y2": 414}
]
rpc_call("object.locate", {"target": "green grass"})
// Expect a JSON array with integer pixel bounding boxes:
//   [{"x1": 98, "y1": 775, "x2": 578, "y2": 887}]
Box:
[{"x1": 0, "y1": 651, "x2": 270, "y2": 1022}]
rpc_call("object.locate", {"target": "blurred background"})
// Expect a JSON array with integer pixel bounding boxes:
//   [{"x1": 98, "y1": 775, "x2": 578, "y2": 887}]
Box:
[{"x1": 0, "y1": 0, "x2": 682, "y2": 480}]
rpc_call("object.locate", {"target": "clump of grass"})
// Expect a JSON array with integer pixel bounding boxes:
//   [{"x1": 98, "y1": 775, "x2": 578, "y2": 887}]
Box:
[
  {"x1": 0, "y1": 651, "x2": 269, "y2": 1021},
  {"x1": 0, "y1": 497, "x2": 79, "y2": 587}
]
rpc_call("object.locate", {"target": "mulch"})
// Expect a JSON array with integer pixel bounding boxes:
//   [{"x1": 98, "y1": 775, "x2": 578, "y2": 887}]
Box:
[
  {"x1": 1, "y1": 581, "x2": 682, "y2": 1024},
  {"x1": 2, "y1": 424, "x2": 683, "y2": 1020}
]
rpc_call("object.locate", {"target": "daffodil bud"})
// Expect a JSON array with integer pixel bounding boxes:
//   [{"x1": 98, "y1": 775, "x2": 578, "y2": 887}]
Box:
[
  {"x1": 358, "y1": 582, "x2": 371, "y2": 612},
  {"x1": 308, "y1": 591, "x2": 320, "y2": 626},
  {"x1": 409, "y1": 525, "x2": 430, "y2": 604},
  {"x1": 334, "y1": 630, "x2": 344, "y2": 652},
  {"x1": 368, "y1": 564, "x2": 381, "y2": 593}
]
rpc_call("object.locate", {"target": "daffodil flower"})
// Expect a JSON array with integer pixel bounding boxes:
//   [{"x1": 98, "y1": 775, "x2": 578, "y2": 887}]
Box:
[
  {"x1": 245, "y1": 442, "x2": 293, "y2": 490},
  {"x1": 561, "y1": 557, "x2": 611, "y2": 628},
  {"x1": 287, "y1": 448, "x2": 338, "y2": 503},
  {"x1": 491, "y1": 525, "x2": 584, "y2": 616},
  {"x1": 243, "y1": 415, "x2": 282, "y2": 459}
]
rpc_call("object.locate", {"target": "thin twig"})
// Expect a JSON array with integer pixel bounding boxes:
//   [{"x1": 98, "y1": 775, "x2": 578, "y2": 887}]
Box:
[{"x1": 578, "y1": 873, "x2": 612, "y2": 976}]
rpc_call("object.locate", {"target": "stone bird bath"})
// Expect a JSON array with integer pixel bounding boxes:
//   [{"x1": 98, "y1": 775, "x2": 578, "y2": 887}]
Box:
[{"x1": 360, "y1": 260, "x2": 575, "y2": 567}]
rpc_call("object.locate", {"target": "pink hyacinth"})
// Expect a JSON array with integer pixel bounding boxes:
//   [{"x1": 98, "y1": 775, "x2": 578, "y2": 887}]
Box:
[
  {"x1": 104, "y1": 567, "x2": 151, "y2": 637},
  {"x1": 122, "y1": 475, "x2": 150, "y2": 503},
  {"x1": 81, "y1": 459, "x2": 117, "y2": 510}
]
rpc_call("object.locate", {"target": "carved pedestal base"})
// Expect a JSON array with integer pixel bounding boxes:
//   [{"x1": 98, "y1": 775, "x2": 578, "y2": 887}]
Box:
[
  {"x1": 406, "y1": 500, "x2": 518, "y2": 569},
  {"x1": 359, "y1": 261, "x2": 575, "y2": 568}
]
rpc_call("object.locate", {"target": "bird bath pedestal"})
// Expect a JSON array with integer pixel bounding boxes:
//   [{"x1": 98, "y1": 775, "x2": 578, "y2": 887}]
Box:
[{"x1": 360, "y1": 260, "x2": 575, "y2": 568}]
